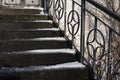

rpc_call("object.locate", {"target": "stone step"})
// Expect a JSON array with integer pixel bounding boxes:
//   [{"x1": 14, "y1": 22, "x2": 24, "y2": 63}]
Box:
[
  {"x1": 0, "y1": 14, "x2": 48, "y2": 21},
  {"x1": 0, "y1": 28, "x2": 62, "y2": 40},
  {"x1": 0, "y1": 8, "x2": 42, "y2": 15},
  {"x1": 0, "y1": 49, "x2": 76, "y2": 67},
  {"x1": 0, "y1": 37, "x2": 70, "y2": 52},
  {"x1": 0, "y1": 62, "x2": 88, "y2": 80},
  {"x1": 0, "y1": 20, "x2": 53, "y2": 30}
]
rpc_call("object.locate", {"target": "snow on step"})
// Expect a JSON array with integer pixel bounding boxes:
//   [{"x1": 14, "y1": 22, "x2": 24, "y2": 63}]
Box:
[
  {"x1": 5, "y1": 49, "x2": 76, "y2": 55},
  {"x1": 16, "y1": 20, "x2": 52, "y2": 23},
  {"x1": 31, "y1": 37, "x2": 66, "y2": 41},
  {"x1": 19, "y1": 28, "x2": 59, "y2": 31},
  {"x1": 29, "y1": 20, "x2": 52, "y2": 23},
  {"x1": 0, "y1": 37, "x2": 66, "y2": 42},
  {"x1": 0, "y1": 62, "x2": 85, "y2": 73}
]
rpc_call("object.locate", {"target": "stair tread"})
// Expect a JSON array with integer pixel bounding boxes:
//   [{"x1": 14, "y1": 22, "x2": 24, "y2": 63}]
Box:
[
  {"x1": 0, "y1": 49, "x2": 76, "y2": 66},
  {"x1": 0, "y1": 62, "x2": 85, "y2": 73},
  {"x1": 4, "y1": 20, "x2": 52, "y2": 23},
  {"x1": 0, "y1": 21, "x2": 53, "y2": 29},
  {"x1": 0, "y1": 37, "x2": 66, "y2": 42},
  {"x1": 1, "y1": 49, "x2": 76, "y2": 55},
  {"x1": 0, "y1": 28, "x2": 59, "y2": 32},
  {"x1": 0, "y1": 14, "x2": 48, "y2": 16}
]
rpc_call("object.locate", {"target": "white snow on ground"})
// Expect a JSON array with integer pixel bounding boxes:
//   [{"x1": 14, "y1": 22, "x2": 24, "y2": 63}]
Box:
[
  {"x1": 8, "y1": 49, "x2": 76, "y2": 54},
  {"x1": 0, "y1": 62, "x2": 85, "y2": 72}
]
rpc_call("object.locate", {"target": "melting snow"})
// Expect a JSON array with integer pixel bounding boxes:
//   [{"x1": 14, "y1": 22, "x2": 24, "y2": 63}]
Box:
[
  {"x1": 16, "y1": 20, "x2": 52, "y2": 23},
  {"x1": 31, "y1": 20, "x2": 52, "y2": 23},
  {"x1": 0, "y1": 62, "x2": 85, "y2": 72},
  {"x1": 45, "y1": 61, "x2": 85, "y2": 69},
  {"x1": 20, "y1": 28, "x2": 59, "y2": 31},
  {"x1": 28, "y1": 37, "x2": 66, "y2": 41},
  {"x1": 9, "y1": 49, "x2": 76, "y2": 54},
  {"x1": 0, "y1": 37, "x2": 66, "y2": 42}
]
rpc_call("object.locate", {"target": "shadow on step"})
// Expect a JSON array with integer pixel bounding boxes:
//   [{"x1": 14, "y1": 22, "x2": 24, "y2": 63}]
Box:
[{"x1": 0, "y1": 74, "x2": 21, "y2": 80}]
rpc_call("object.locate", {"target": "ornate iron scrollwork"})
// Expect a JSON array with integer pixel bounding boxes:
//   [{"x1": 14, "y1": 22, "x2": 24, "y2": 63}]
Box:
[
  {"x1": 55, "y1": 0, "x2": 64, "y2": 20},
  {"x1": 87, "y1": 29, "x2": 105, "y2": 60},
  {"x1": 86, "y1": 28, "x2": 106, "y2": 80},
  {"x1": 67, "y1": 10, "x2": 80, "y2": 36}
]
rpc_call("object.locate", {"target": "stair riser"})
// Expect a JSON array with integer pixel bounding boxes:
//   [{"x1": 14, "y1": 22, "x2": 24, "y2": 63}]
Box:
[
  {"x1": 0, "y1": 41, "x2": 68, "y2": 52},
  {"x1": 0, "y1": 31, "x2": 60, "y2": 40},
  {"x1": 0, "y1": 15, "x2": 48, "y2": 21},
  {"x1": 0, "y1": 9, "x2": 41, "y2": 15},
  {"x1": 0, "y1": 69, "x2": 88, "y2": 80},
  {"x1": 0, "y1": 53, "x2": 75, "y2": 67},
  {"x1": 0, "y1": 22, "x2": 53, "y2": 29}
]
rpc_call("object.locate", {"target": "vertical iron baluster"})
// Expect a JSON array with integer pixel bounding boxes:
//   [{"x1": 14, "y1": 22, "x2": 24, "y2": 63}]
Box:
[
  {"x1": 72, "y1": 0, "x2": 75, "y2": 48},
  {"x1": 53, "y1": 0, "x2": 55, "y2": 22},
  {"x1": 80, "y1": 0, "x2": 85, "y2": 63},
  {"x1": 107, "y1": 30, "x2": 112, "y2": 80},
  {"x1": 58, "y1": 0, "x2": 60, "y2": 26},
  {"x1": 93, "y1": 17, "x2": 98, "y2": 69},
  {"x1": 64, "y1": 0, "x2": 67, "y2": 35}
]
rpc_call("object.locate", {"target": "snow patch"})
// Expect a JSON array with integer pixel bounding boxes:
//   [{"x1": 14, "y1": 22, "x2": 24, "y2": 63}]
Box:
[
  {"x1": 0, "y1": 37, "x2": 66, "y2": 42},
  {"x1": 45, "y1": 61, "x2": 86, "y2": 69},
  {"x1": 20, "y1": 28, "x2": 59, "y2": 31},
  {"x1": 30, "y1": 37, "x2": 66, "y2": 41},
  {"x1": 9, "y1": 49, "x2": 76, "y2": 54},
  {"x1": 32, "y1": 20, "x2": 52, "y2": 23},
  {"x1": 16, "y1": 20, "x2": 52, "y2": 23},
  {"x1": 0, "y1": 62, "x2": 85, "y2": 72}
]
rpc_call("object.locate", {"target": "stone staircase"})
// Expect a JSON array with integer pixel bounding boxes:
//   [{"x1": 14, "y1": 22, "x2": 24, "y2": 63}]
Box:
[{"x1": 0, "y1": 8, "x2": 88, "y2": 80}]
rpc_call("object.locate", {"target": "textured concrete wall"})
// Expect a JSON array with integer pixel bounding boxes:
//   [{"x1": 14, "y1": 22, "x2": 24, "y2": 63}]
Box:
[
  {"x1": 25, "y1": 0, "x2": 39, "y2": 5},
  {"x1": 5, "y1": 0, "x2": 20, "y2": 4},
  {"x1": 0, "y1": 0, "x2": 41, "y2": 6}
]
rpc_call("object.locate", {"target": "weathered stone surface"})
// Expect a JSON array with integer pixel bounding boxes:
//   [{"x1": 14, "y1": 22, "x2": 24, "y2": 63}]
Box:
[
  {"x1": 0, "y1": 29, "x2": 61, "y2": 40},
  {"x1": 0, "y1": 14, "x2": 48, "y2": 21},
  {"x1": 0, "y1": 38, "x2": 69, "y2": 52},
  {"x1": 0, "y1": 49, "x2": 76, "y2": 67},
  {"x1": 0, "y1": 20, "x2": 53, "y2": 29},
  {"x1": 0, "y1": 62, "x2": 88, "y2": 80},
  {"x1": 0, "y1": 8, "x2": 88, "y2": 80},
  {"x1": 0, "y1": 8, "x2": 41, "y2": 15}
]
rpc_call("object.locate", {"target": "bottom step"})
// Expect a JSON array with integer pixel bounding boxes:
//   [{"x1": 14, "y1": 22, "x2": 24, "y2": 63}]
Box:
[{"x1": 0, "y1": 62, "x2": 88, "y2": 80}]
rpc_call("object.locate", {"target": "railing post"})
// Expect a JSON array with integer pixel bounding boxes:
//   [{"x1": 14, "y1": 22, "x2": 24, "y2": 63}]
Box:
[
  {"x1": 107, "y1": 30, "x2": 112, "y2": 80},
  {"x1": 41, "y1": 0, "x2": 47, "y2": 13},
  {"x1": 80, "y1": 0, "x2": 85, "y2": 63},
  {"x1": 64, "y1": 0, "x2": 67, "y2": 35}
]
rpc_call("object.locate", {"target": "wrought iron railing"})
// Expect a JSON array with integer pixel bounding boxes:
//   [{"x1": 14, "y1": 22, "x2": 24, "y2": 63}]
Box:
[{"x1": 44, "y1": 0, "x2": 120, "y2": 80}]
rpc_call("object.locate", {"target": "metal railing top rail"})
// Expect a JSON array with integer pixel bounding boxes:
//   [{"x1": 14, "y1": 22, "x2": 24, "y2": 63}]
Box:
[
  {"x1": 65, "y1": 0, "x2": 120, "y2": 22},
  {"x1": 86, "y1": 0, "x2": 120, "y2": 22}
]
